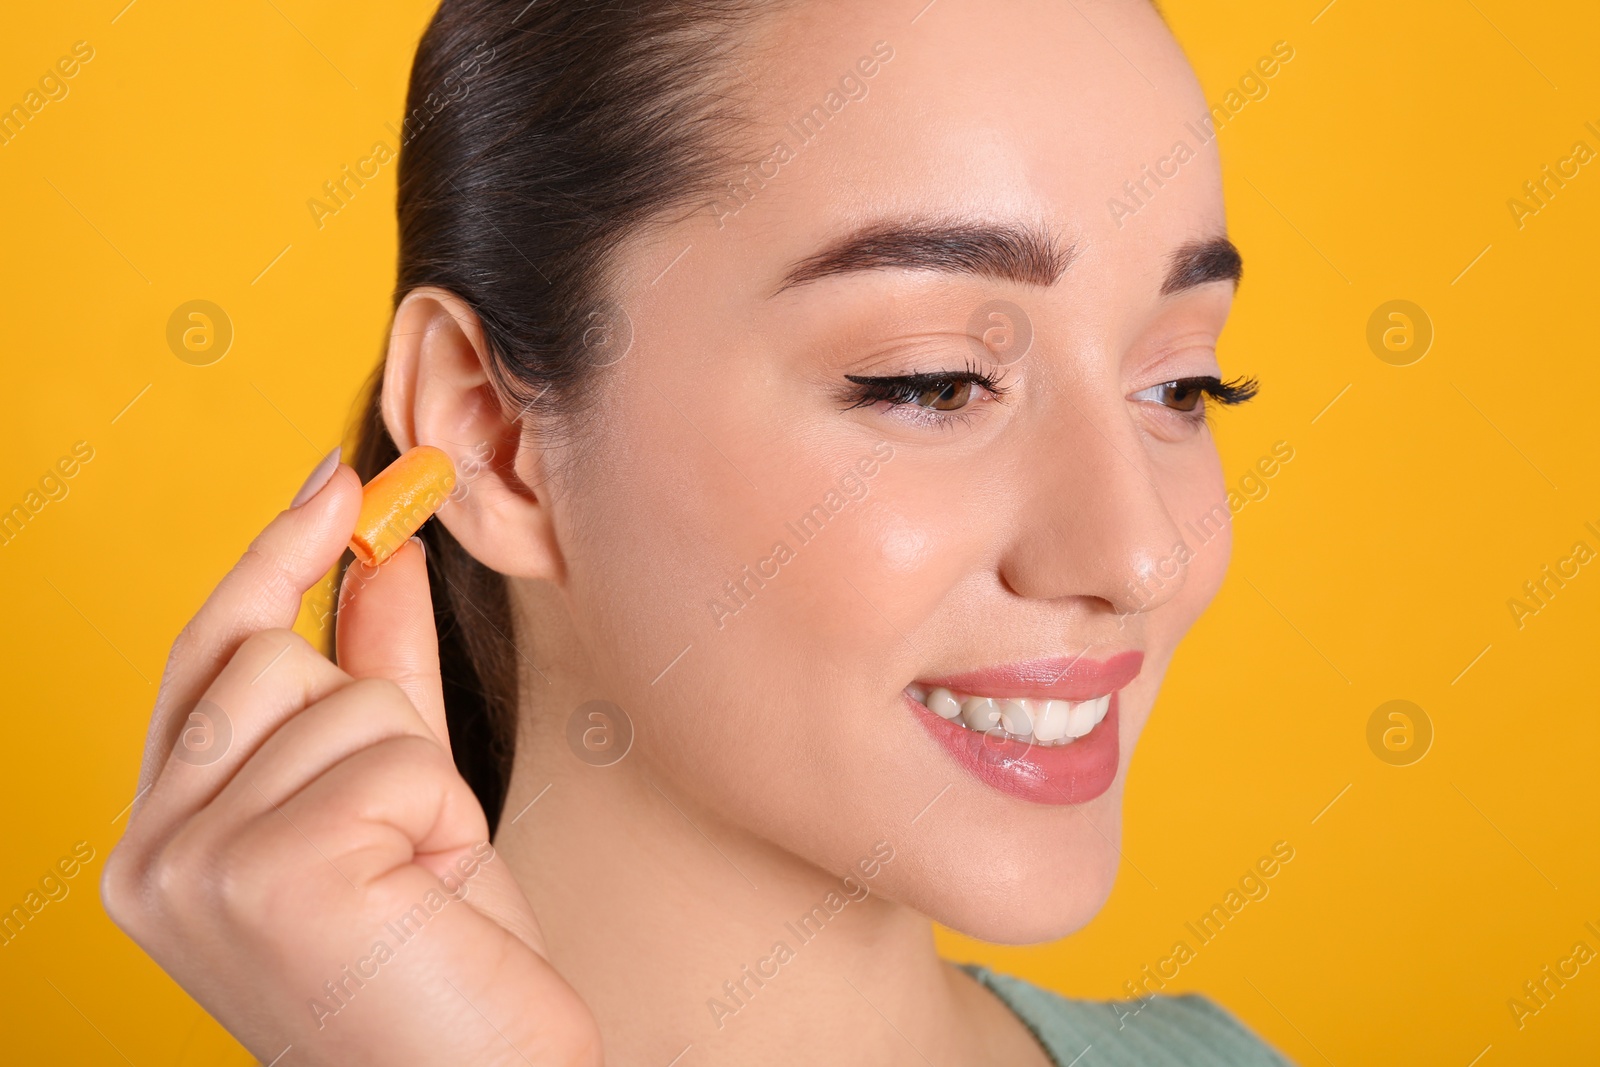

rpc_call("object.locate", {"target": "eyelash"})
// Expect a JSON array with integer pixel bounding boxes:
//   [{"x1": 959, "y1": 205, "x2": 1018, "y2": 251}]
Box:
[
  {"x1": 841, "y1": 358, "x2": 1011, "y2": 423},
  {"x1": 1136, "y1": 374, "x2": 1260, "y2": 424},
  {"x1": 840, "y1": 365, "x2": 1259, "y2": 426}
]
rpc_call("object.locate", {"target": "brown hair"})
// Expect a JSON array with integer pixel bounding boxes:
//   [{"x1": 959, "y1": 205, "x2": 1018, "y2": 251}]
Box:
[{"x1": 339, "y1": 0, "x2": 785, "y2": 834}]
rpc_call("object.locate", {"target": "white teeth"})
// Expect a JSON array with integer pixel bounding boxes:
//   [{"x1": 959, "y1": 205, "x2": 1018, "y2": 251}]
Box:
[
  {"x1": 960, "y1": 697, "x2": 1003, "y2": 732},
  {"x1": 1031, "y1": 699, "x2": 1071, "y2": 743},
  {"x1": 998, "y1": 699, "x2": 1032, "y2": 737},
  {"x1": 926, "y1": 687, "x2": 962, "y2": 720},
  {"x1": 919, "y1": 688, "x2": 1113, "y2": 746},
  {"x1": 1064, "y1": 701, "x2": 1097, "y2": 739}
]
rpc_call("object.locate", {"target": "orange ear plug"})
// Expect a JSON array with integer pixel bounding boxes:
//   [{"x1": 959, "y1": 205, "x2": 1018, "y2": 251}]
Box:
[{"x1": 348, "y1": 445, "x2": 457, "y2": 566}]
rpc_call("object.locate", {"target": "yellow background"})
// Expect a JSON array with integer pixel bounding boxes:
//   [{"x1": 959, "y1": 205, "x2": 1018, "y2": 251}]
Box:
[{"x1": 3, "y1": 1, "x2": 1597, "y2": 1063}]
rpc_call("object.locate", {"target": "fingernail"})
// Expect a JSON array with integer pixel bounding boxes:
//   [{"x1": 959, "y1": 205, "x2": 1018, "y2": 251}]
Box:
[
  {"x1": 291, "y1": 447, "x2": 342, "y2": 508},
  {"x1": 408, "y1": 534, "x2": 426, "y2": 558}
]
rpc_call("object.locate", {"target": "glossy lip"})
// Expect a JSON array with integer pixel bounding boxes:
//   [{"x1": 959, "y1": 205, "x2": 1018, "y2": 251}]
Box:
[
  {"x1": 917, "y1": 650, "x2": 1144, "y2": 702},
  {"x1": 906, "y1": 653, "x2": 1141, "y2": 806},
  {"x1": 910, "y1": 691, "x2": 1123, "y2": 805}
]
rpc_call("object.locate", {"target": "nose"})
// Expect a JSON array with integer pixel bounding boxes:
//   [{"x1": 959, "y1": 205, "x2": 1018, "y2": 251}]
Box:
[{"x1": 998, "y1": 396, "x2": 1189, "y2": 616}]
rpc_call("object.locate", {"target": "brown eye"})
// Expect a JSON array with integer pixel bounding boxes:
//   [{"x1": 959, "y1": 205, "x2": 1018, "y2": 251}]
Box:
[
  {"x1": 1131, "y1": 375, "x2": 1257, "y2": 420},
  {"x1": 917, "y1": 379, "x2": 975, "y2": 411},
  {"x1": 842, "y1": 367, "x2": 1009, "y2": 416},
  {"x1": 1132, "y1": 378, "x2": 1210, "y2": 413},
  {"x1": 1162, "y1": 380, "x2": 1203, "y2": 411}
]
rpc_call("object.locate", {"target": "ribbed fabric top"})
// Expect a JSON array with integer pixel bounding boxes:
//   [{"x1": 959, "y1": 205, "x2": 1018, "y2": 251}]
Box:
[{"x1": 960, "y1": 965, "x2": 1297, "y2": 1066}]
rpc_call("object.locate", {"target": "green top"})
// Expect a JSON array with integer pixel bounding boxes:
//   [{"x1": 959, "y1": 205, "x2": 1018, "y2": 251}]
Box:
[{"x1": 961, "y1": 965, "x2": 1296, "y2": 1066}]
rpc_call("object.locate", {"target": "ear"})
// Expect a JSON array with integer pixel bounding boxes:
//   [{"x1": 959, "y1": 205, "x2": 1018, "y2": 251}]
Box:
[{"x1": 382, "y1": 287, "x2": 563, "y2": 581}]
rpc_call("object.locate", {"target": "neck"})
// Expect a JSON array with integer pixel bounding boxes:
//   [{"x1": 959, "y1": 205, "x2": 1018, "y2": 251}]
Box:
[{"x1": 493, "y1": 720, "x2": 1005, "y2": 1066}]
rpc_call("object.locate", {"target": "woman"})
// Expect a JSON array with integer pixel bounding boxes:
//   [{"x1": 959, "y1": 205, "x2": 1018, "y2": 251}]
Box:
[{"x1": 102, "y1": 0, "x2": 1288, "y2": 1063}]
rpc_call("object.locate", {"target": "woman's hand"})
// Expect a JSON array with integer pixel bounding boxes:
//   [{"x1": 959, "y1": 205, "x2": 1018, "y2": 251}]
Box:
[{"x1": 101, "y1": 460, "x2": 600, "y2": 1066}]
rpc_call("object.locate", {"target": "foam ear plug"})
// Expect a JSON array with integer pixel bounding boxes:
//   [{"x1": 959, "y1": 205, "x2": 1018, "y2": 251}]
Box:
[{"x1": 348, "y1": 445, "x2": 456, "y2": 566}]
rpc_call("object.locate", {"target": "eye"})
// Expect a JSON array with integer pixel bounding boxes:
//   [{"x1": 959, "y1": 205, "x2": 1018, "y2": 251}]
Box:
[
  {"x1": 910, "y1": 378, "x2": 977, "y2": 411},
  {"x1": 1131, "y1": 375, "x2": 1259, "y2": 419},
  {"x1": 842, "y1": 361, "x2": 1010, "y2": 416},
  {"x1": 1133, "y1": 379, "x2": 1206, "y2": 412}
]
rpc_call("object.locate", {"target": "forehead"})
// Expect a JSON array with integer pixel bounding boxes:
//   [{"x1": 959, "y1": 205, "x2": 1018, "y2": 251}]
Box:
[{"x1": 723, "y1": 0, "x2": 1224, "y2": 283}]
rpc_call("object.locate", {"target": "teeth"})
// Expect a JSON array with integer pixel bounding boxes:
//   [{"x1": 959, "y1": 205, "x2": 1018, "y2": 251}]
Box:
[
  {"x1": 1064, "y1": 700, "x2": 1096, "y2": 738},
  {"x1": 1031, "y1": 699, "x2": 1070, "y2": 742},
  {"x1": 998, "y1": 699, "x2": 1032, "y2": 737},
  {"x1": 926, "y1": 687, "x2": 962, "y2": 720},
  {"x1": 919, "y1": 689, "x2": 1112, "y2": 746},
  {"x1": 960, "y1": 697, "x2": 1003, "y2": 732},
  {"x1": 1066, "y1": 694, "x2": 1112, "y2": 737}
]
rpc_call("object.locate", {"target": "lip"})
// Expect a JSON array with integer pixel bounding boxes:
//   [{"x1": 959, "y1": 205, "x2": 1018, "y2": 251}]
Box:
[
  {"x1": 917, "y1": 651, "x2": 1144, "y2": 702},
  {"x1": 910, "y1": 691, "x2": 1123, "y2": 805}
]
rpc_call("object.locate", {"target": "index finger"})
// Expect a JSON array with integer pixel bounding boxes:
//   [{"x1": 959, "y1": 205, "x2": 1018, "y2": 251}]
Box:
[{"x1": 139, "y1": 455, "x2": 363, "y2": 793}]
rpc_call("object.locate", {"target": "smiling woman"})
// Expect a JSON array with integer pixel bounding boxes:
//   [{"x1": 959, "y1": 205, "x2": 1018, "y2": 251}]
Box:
[{"x1": 101, "y1": 1, "x2": 1292, "y2": 1064}]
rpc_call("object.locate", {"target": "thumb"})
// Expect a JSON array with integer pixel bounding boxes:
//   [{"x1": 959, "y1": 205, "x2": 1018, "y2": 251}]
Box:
[
  {"x1": 459, "y1": 848, "x2": 550, "y2": 957},
  {"x1": 334, "y1": 538, "x2": 451, "y2": 755},
  {"x1": 337, "y1": 541, "x2": 546, "y2": 954}
]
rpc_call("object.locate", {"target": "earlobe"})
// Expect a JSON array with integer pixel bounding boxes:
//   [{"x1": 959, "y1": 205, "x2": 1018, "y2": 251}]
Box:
[{"x1": 380, "y1": 287, "x2": 564, "y2": 582}]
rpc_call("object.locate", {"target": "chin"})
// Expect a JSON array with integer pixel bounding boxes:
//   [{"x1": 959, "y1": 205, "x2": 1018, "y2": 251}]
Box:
[{"x1": 883, "y1": 795, "x2": 1127, "y2": 945}]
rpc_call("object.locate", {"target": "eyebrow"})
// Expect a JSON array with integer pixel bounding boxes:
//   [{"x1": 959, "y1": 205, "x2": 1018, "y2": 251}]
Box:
[
  {"x1": 772, "y1": 218, "x2": 1077, "y2": 296},
  {"x1": 771, "y1": 218, "x2": 1241, "y2": 297},
  {"x1": 1162, "y1": 236, "x2": 1243, "y2": 295}
]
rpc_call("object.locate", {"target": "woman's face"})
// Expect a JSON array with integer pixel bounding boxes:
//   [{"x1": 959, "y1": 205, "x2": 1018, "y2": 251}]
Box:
[{"x1": 535, "y1": 0, "x2": 1236, "y2": 942}]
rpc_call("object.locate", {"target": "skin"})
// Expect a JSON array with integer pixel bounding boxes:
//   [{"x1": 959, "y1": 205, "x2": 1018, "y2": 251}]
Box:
[{"x1": 103, "y1": 1, "x2": 1243, "y2": 1064}]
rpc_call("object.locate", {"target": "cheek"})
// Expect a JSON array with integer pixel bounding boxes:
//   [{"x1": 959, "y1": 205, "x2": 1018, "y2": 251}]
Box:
[
  {"x1": 874, "y1": 513, "x2": 933, "y2": 573},
  {"x1": 699, "y1": 495, "x2": 957, "y2": 693},
  {"x1": 817, "y1": 495, "x2": 978, "y2": 674},
  {"x1": 1155, "y1": 453, "x2": 1233, "y2": 638},
  {"x1": 554, "y1": 422, "x2": 928, "y2": 758},
  {"x1": 1111, "y1": 448, "x2": 1232, "y2": 747}
]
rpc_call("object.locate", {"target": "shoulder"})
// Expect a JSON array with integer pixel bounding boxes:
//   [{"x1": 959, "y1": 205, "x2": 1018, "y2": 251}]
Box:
[{"x1": 959, "y1": 964, "x2": 1296, "y2": 1067}]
